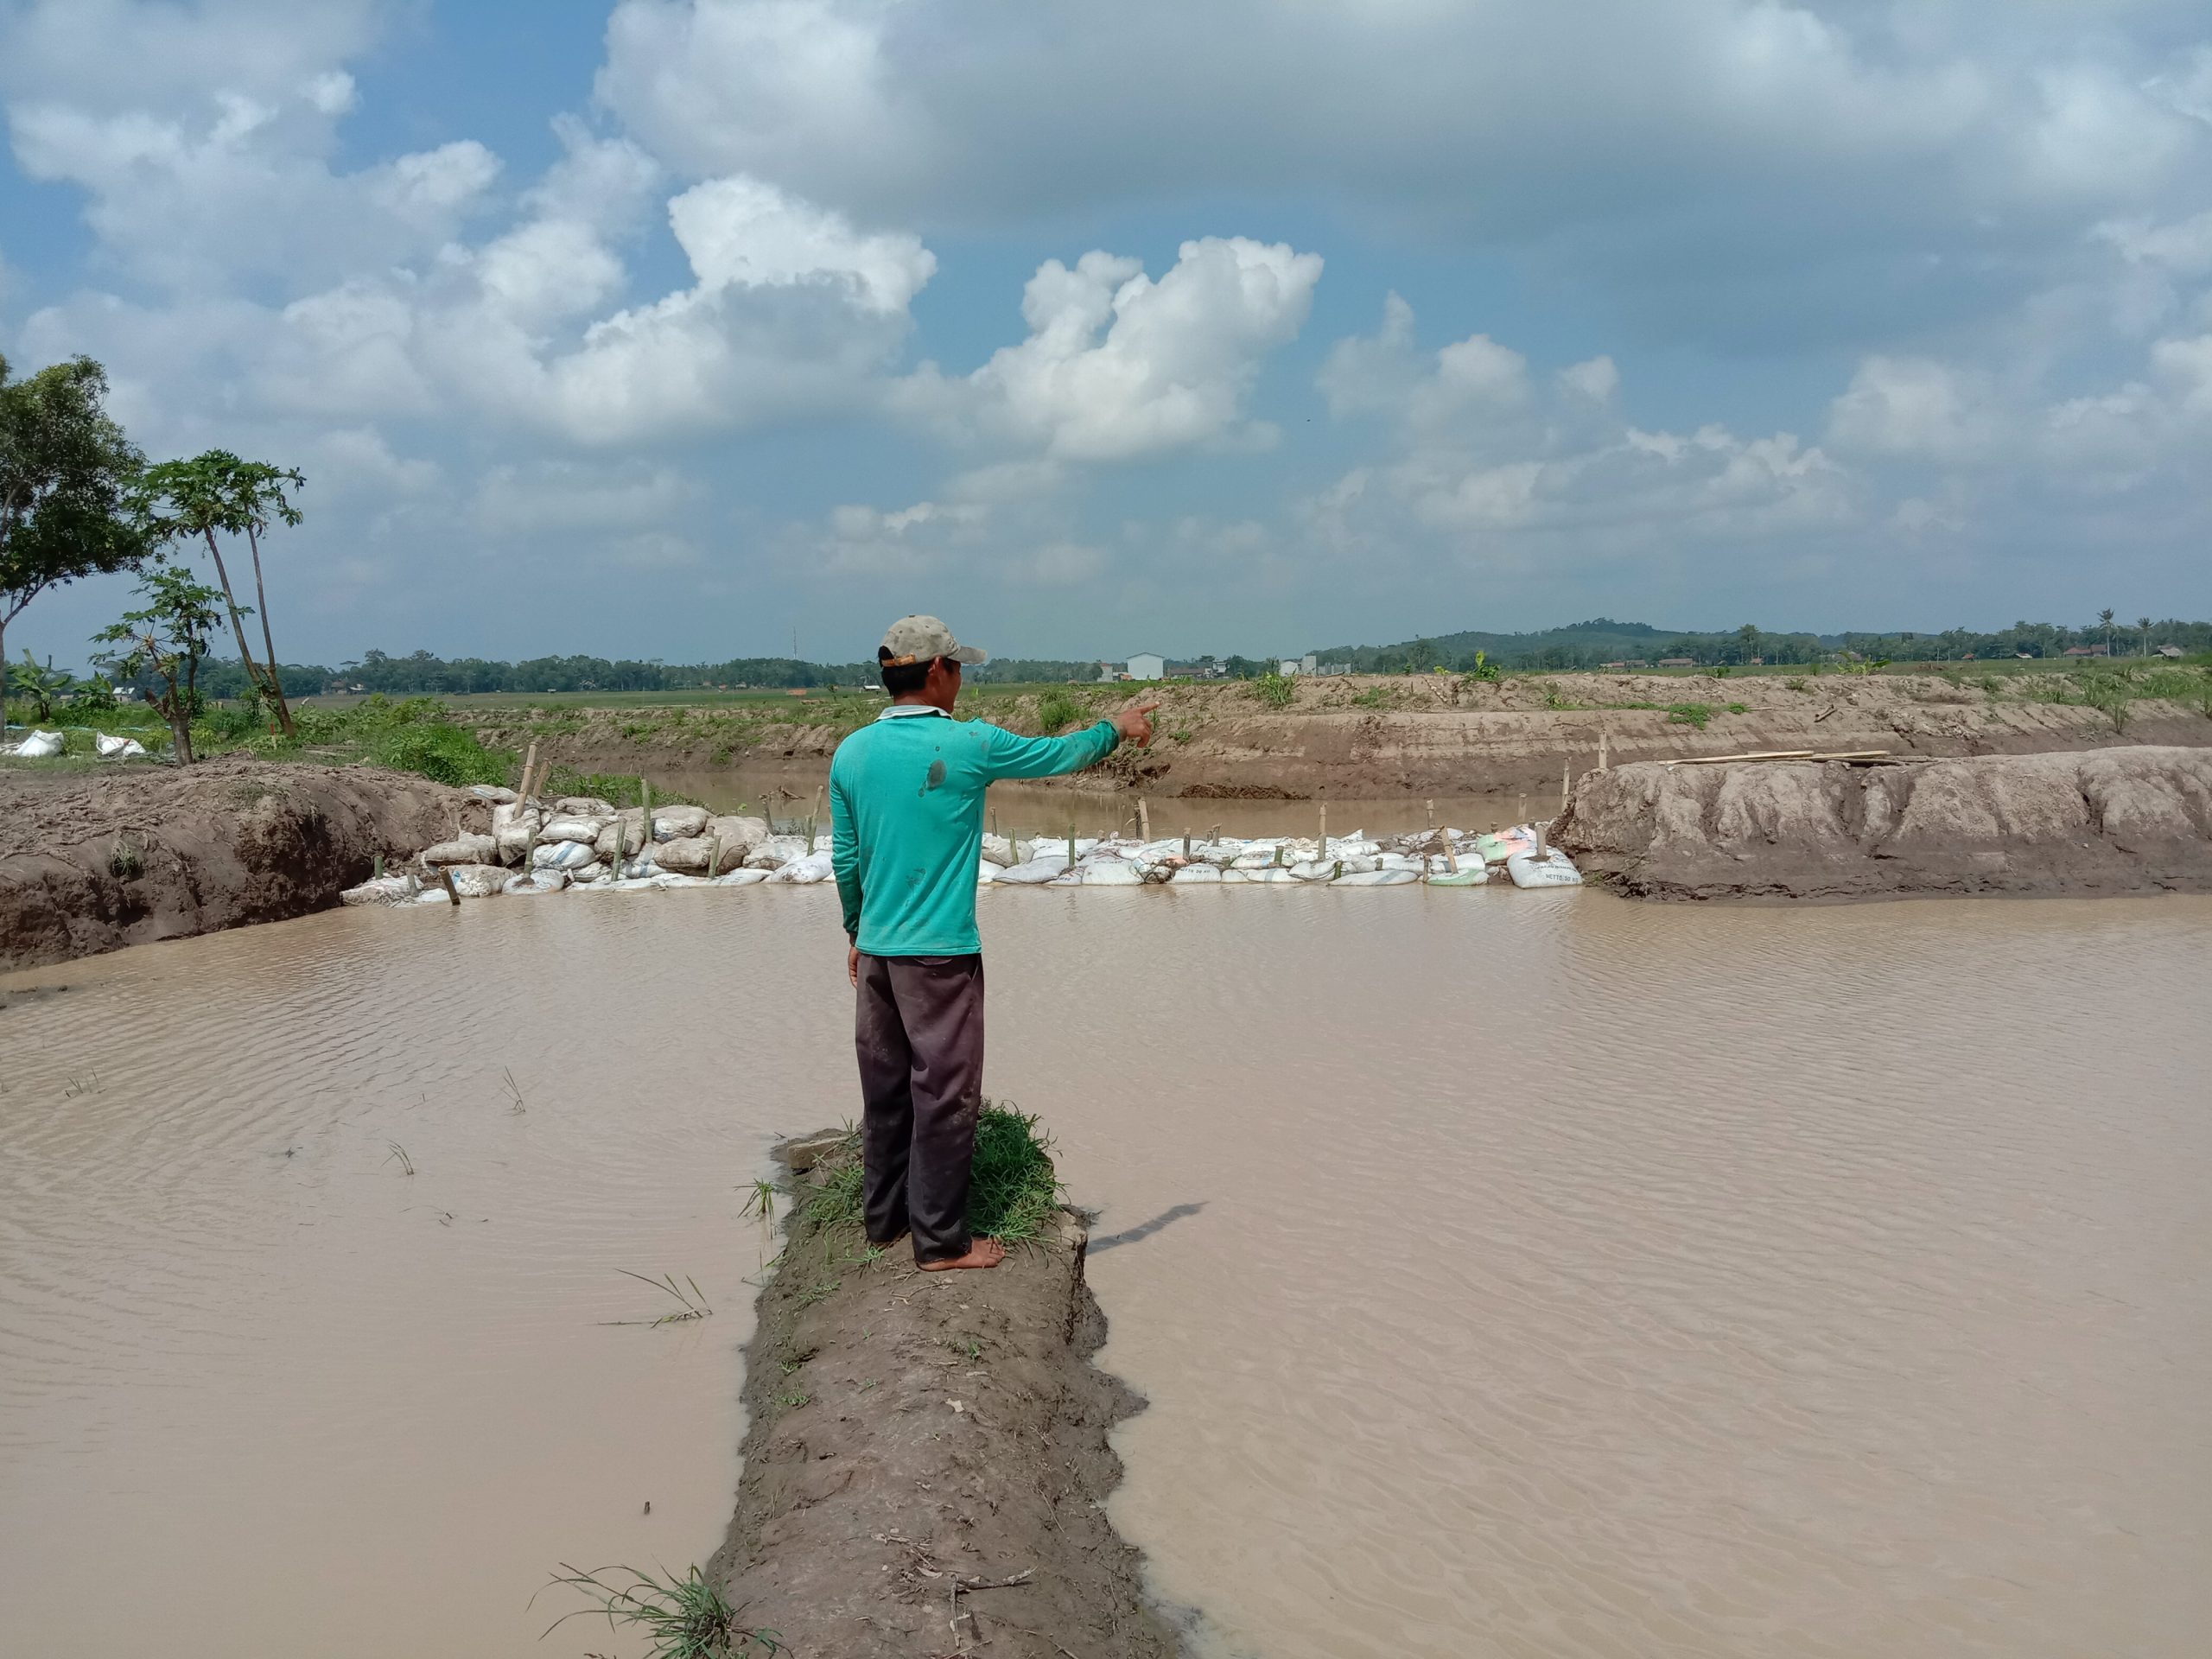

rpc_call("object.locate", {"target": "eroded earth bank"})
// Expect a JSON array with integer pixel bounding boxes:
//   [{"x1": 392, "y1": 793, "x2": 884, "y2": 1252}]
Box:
[
  {"x1": 0, "y1": 758, "x2": 486, "y2": 967},
  {"x1": 710, "y1": 1134, "x2": 1185, "y2": 1659},
  {"x1": 1556, "y1": 746, "x2": 2212, "y2": 900}
]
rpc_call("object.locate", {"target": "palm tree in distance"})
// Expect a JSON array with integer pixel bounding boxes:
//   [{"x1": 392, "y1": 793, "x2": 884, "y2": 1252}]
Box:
[
  {"x1": 2099, "y1": 608, "x2": 2115, "y2": 656},
  {"x1": 2139, "y1": 616, "x2": 2152, "y2": 657}
]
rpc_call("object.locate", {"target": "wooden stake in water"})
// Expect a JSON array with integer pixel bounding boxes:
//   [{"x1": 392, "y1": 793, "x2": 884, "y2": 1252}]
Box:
[
  {"x1": 438, "y1": 866, "x2": 461, "y2": 907},
  {"x1": 519, "y1": 740, "x2": 538, "y2": 799},
  {"x1": 1560, "y1": 760, "x2": 1570, "y2": 813},
  {"x1": 707, "y1": 832, "x2": 722, "y2": 880},
  {"x1": 611, "y1": 820, "x2": 626, "y2": 875},
  {"x1": 1517, "y1": 791, "x2": 1528, "y2": 826},
  {"x1": 1138, "y1": 797, "x2": 1150, "y2": 843},
  {"x1": 1067, "y1": 820, "x2": 1077, "y2": 872},
  {"x1": 1319, "y1": 803, "x2": 1328, "y2": 861},
  {"x1": 640, "y1": 779, "x2": 653, "y2": 843},
  {"x1": 372, "y1": 853, "x2": 385, "y2": 880},
  {"x1": 1183, "y1": 827, "x2": 1192, "y2": 860}
]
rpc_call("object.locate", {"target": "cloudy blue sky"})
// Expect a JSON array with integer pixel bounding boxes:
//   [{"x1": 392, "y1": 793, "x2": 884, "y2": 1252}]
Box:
[{"x1": 3, "y1": 0, "x2": 2209, "y2": 669}]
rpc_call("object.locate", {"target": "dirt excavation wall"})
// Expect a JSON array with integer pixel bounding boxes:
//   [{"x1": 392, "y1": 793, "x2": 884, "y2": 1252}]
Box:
[
  {"x1": 0, "y1": 759, "x2": 484, "y2": 967},
  {"x1": 467, "y1": 671, "x2": 2212, "y2": 804},
  {"x1": 1555, "y1": 747, "x2": 2212, "y2": 901},
  {"x1": 711, "y1": 1136, "x2": 1184, "y2": 1659}
]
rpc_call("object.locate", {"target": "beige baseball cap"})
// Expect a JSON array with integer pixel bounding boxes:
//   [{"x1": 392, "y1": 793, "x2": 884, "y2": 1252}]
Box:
[{"x1": 879, "y1": 614, "x2": 987, "y2": 667}]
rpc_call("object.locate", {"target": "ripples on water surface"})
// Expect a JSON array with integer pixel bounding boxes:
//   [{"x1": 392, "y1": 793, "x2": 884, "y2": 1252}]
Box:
[{"x1": 3, "y1": 888, "x2": 2208, "y2": 1656}]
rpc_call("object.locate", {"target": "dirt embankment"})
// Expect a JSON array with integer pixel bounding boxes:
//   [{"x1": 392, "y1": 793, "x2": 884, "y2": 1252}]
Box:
[
  {"x1": 1555, "y1": 747, "x2": 2212, "y2": 901},
  {"x1": 469, "y1": 671, "x2": 2212, "y2": 803},
  {"x1": 0, "y1": 759, "x2": 486, "y2": 967},
  {"x1": 712, "y1": 1136, "x2": 1184, "y2": 1659}
]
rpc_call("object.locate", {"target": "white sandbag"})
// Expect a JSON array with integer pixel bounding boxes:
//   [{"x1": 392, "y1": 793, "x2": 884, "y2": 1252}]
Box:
[
  {"x1": 1192, "y1": 840, "x2": 1246, "y2": 866},
  {"x1": 1375, "y1": 851, "x2": 1418, "y2": 872},
  {"x1": 340, "y1": 875, "x2": 413, "y2": 906},
  {"x1": 469, "y1": 785, "x2": 518, "y2": 804},
  {"x1": 1224, "y1": 867, "x2": 1300, "y2": 885},
  {"x1": 650, "y1": 872, "x2": 711, "y2": 889},
  {"x1": 712, "y1": 868, "x2": 772, "y2": 887},
  {"x1": 568, "y1": 860, "x2": 608, "y2": 883},
  {"x1": 995, "y1": 856, "x2": 1070, "y2": 885},
  {"x1": 1170, "y1": 862, "x2": 1223, "y2": 884},
  {"x1": 650, "y1": 804, "x2": 709, "y2": 841},
  {"x1": 1506, "y1": 849, "x2": 1583, "y2": 888},
  {"x1": 1229, "y1": 844, "x2": 1287, "y2": 869},
  {"x1": 531, "y1": 839, "x2": 597, "y2": 870},
  {"x1": 443, "y1": 863, "x2": 506, "y2": 898},
  {"x1": 976, "y1": 860, "x2": 998, "y2": 884},
  {"x1": 553, "y1": 796, "x2": 615, "y2": 817},
  {"x1": 594, "y1": 876, "x2": 661, "y2": 893},
  {"x1": 980, "y1": 832, "x2": 1016, "y2": 867},
  {"x1": 591, "y1": 809, "x2": 644, "y2": 860},
  {"x1": 420, "y1": 833, "x2": 497, "y2": 867},
  {"x1": 10, "y1": 729, "x2": 64, "y2": 758},
  {"x1": 412, "y1": 887, "x2": 456, "y2": 905},
  {"x1": 1427, "y1": 862, "x2": 1490, "y2": 887},
  {"x1": 493, "y1": 803, "x2": 543, "y2": 865},
  {"x1": 653, "y1": 835, "x2": 717, "y2": 873},
  {"x1": 95, "y1": 732, "x2": 148, "y2": 758},
  {"x1": 1333, "y1": 868, "x2": 1421, "y2": 887},
  {"x1": 708, "y1": 815, "x2": 768, "y2": 860},
  {"x1": 745, "y1": 834, "x2": 812, "y2": 871},
  {"x1": 537, "y1": 815, "x2": 604, "y2": 844},
  {"x1": 1058, "y1": 858, "x2": 1143, "y2": 887},
  {"x1": 768, "y1": 850, "x2": 835, "y2": 884},
  {"x1": 503, "y1": 869, "x2": 569, "y2": 894}
]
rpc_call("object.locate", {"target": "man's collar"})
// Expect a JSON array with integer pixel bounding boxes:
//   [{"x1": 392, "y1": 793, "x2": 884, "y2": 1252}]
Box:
[{"x1": 876, "y1": 703, "x2": 952, "y2": 721}]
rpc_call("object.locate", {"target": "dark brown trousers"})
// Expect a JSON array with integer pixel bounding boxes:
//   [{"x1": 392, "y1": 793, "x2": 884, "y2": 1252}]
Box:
[{"x1": 854, "y1": 952, "x2": 985, "y2": 1265}]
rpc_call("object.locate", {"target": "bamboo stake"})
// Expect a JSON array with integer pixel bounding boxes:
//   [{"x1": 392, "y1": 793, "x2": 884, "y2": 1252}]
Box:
[
  {"x1": 1560, "y1": 760, "x2": 1570, "y2": 813},
  {"x1": 519, "y1": 740, "x2": 538, "y2": 798},
  {"x1": 640, "y1": 779, "x2": 653, "y2": 845},
  {"x1": 1183, "y1": 827, "x2": 1192, "y2": 860},
  {"x1": 1319, "y1": 803, "x2": 1328, "y2": 860},
  {"x1": 438, "y1": 866, "x2": 461, "y2": 907},
  {"x1": 1599, "y1": 731, "x2": 1609, "y2": 772},
  {"x1": 1138, "y1": 797, "x2": 1150, "y2": 842},
  {"x1": 707, "y1": 832, "x2": 722, "y2": 880},
  {"x1": 611, "y1": 820, "x2": 627, "y2": 876},
  {"x1": 1067, "y1": 820, "x2": 1077, "y2": 872}
]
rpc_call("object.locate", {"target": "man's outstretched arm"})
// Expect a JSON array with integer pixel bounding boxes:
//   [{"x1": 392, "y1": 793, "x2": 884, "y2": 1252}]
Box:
[
  {"x1": 982, "y1": 701, "x2": 1160, "y2": 780},
  {"x1": 830, "y1": 773, "x2": 863, "y2": 984}
]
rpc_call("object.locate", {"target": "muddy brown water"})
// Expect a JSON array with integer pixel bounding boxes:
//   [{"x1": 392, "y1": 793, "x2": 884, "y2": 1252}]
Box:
[
  {"x1": 650, "y1": 763, "x2": 1529, "y2": 841},
  {"x1": 3, "y1": 888, "x2": 2208, "y2": 1656}
]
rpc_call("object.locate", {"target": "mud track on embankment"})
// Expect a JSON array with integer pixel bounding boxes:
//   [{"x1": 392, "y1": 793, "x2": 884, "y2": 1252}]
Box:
[
  {"x1": 468, "y1": 671, "x2": 2212, "y2": 805},
  {"x1": 709, "y1": 1133, "x2": 1185, "y2": 1659}
]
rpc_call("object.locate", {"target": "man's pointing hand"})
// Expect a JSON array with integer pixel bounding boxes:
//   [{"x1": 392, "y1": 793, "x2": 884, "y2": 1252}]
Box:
[{"x1": 1110, "y1": 700, "x2": 1162, "y2": 747}]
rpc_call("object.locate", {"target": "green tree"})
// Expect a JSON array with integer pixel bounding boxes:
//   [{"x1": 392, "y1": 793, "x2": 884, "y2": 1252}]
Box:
[
  {"x1": 2098, "y1": 607, "x2": 2115, "y2": 655},
  {"x1": 92, "y1": 565, "x2": 230, "y2": 763},
  {"x1": 133, "y1": 450, "x2": 306, "y2": 734},
  {"x1": 2138, "y1": 616, "x2": 2152, "y2": 657},
  {"x1": 1735, "y1": 622, "x2": 1762, "y2": 664},
  {"x1": 1406, "y1": 636, "x2": 1439, "y2": 672},
  {"x1": 8, "y1": 651, "x2": 74, "y2": 722},
  {"x1": 0, "y1": 354, "x2": 149, "y2": 715}
]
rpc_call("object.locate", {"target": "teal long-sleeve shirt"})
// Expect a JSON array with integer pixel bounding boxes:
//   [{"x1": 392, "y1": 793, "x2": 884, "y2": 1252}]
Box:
[{"x1": 830, "y1": 708, "x2": 1120, "y2": 956}]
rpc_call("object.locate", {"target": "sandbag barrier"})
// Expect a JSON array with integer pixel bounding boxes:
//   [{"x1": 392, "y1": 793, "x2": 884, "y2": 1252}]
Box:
[{"x1": 340, "y1": 787, "x2": 1583, "y2": 907}]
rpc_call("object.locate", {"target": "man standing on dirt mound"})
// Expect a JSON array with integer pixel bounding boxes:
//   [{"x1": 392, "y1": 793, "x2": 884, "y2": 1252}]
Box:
[{"x1": 831, "y1": 616, "x2": 1158, "y2": 1272}]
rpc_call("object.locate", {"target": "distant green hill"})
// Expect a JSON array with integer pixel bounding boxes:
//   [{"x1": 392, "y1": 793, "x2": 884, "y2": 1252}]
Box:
[{"x1": 1310, "y1": 616, "x2": 2212, "y2": 670}]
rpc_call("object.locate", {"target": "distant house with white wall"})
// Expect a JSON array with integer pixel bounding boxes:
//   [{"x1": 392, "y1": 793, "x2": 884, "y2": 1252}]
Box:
[
  {"x1": 1126, "y1": 652, "x2": 1166, "y2": 681},
  {"x1": 1277, "y1": 658, "x2": 1302, "y2": 677}
]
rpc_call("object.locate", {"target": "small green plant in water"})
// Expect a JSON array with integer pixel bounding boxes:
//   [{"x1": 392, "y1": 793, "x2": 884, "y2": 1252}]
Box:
[
  {"x1": 540, "y1": 1563, "x2": 784, "y2": 1658},
  {"x1": 602, "y1": 1270, "x2": 712, "y2": 1326}
]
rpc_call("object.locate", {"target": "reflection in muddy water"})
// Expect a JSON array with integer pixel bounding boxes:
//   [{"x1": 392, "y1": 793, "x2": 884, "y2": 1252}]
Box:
[{"x1": 3, "y1": 890, "x2": 2209, "y2": 1656}]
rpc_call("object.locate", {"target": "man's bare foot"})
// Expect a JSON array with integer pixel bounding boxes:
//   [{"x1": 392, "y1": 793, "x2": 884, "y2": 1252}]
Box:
[{"x1": 918, "y1": 1237, "x2": 1006, "y2": 1272}]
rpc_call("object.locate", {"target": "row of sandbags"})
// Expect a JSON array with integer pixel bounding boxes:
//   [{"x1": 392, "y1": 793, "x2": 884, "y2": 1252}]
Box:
[
  {"x1": 343, "y1": 789, "x2": 833, "y2": 906},
  {"x1": 340, "y1": 815, "x2": 1580, "y2": 908},
  {"x1": 976, "y1": 824, "x2": 1581, "y2": 889}
]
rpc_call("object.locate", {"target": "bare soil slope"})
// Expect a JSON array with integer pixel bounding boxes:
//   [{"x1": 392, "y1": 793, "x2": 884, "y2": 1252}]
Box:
[
  {"x1": 0, "y1": 759, "x2": 484, "y2": 967},
  {"x1": 712, "y1": 1138, "x2": 1184, "y2": 1659},
  {"x1": 1555, "y1": 747, "x2": 2212, "y2": 901},
  {"x1": 469, "y1": 671, "x2": 2212, "y2": 802}
]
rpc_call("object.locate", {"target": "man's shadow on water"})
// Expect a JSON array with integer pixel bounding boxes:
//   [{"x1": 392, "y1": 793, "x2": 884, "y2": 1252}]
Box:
[{"x1": 1088, "y1": 1203, "x2": 1205, "y2": 1254}]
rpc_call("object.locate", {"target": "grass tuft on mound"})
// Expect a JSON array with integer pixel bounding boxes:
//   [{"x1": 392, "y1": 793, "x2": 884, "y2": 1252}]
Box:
[{"x1": 799, "y1": 1103, "x2": 1061, "y2": 1244}]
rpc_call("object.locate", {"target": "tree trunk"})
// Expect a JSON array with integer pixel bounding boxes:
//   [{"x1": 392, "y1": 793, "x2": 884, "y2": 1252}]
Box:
[
  {"x1": 200, "y1": 526, "x2": 272, "y2": 707},
  {"x1": 244, "y1": 523, "x2": 294, "y2": 734}
]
